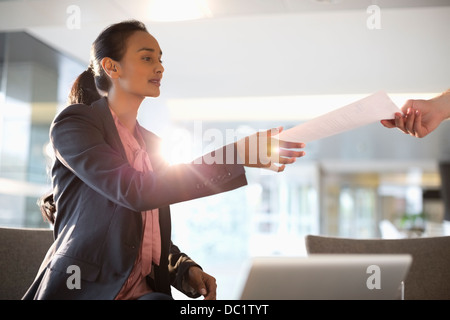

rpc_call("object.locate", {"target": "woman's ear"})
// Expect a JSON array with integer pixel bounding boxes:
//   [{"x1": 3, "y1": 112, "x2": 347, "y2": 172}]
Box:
[{"x1": 101, "y1": 57, "x2": 120, "y2": 79}]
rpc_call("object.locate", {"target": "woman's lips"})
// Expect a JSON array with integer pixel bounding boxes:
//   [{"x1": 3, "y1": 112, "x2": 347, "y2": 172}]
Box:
[{"x1": 149, "y1": 79, "x2": 161, "y2": 87}]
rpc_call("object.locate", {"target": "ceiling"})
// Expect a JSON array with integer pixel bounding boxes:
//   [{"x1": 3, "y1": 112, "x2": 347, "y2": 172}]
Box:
[{"x1": 1, "y1": 0, "x2": 449, "y2": 61}]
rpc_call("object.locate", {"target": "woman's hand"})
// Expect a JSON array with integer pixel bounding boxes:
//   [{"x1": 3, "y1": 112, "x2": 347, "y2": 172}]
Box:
[
  {"x1": 186, "y1": 266, "x2": 217, "y2": 300},
  {"x1": 236, "y1": 127, "x2": 306, "y2": 172}
]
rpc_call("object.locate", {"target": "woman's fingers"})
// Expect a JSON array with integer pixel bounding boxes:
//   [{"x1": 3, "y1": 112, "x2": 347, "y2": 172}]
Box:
[
  {"x1": 237, "y1": 128, "x2": 307, "y2": 171},
  {"x1": 413, "y1": 109, "x2": 424, "y2": 137},
  {"x1": 394, "y1": 112, "x2": 406, "y2": 133},
  {"x1": 277, "y1": 140, "x2": 306, "y2": 149},
  {"x1": 380, "y1": 119, "x2": 396, "y2": 128},
  {"x1": 278, "y1": 148, "x2": 305, "y2": 159},
  {"x1": 404, "y1": 108, "x2": 416, "y2": 134}
]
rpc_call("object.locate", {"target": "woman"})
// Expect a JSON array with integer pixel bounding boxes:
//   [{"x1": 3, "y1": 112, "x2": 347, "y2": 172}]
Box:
[{"x1": 23, "y1": 20, "x2": 305, "y2": 300}]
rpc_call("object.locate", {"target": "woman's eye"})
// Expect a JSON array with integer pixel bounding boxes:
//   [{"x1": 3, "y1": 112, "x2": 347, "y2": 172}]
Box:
[{"x1": 142, "y1": 57, "x2": 162, "y2": 64}]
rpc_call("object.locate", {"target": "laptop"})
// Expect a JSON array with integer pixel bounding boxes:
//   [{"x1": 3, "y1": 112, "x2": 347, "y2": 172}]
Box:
[{"x1": 237, "y1": 254, "x2": 412, "y2": 300}]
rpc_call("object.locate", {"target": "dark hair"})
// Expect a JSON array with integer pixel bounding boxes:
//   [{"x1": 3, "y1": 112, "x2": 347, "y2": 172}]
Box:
[
  {"x1": 41, "y1": 20, "x2": 148, "y2": 224},
  {"x1": 39, "y1": 192, "x2": 56, "y2": 224},
  {"x1": 68, "y1": 19, "x2": 148, "y2": 105}
]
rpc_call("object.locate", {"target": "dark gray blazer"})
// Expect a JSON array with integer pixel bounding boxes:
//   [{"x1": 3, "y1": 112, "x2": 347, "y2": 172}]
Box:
[{"x1": 23, "y1": 97, "x2": 247, "y2": 300}]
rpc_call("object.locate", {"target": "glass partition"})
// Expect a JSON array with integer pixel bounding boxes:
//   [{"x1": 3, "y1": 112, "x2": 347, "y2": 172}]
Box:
[{"x1": 0, "y1": 31, "x2": 84, "y2": 228}]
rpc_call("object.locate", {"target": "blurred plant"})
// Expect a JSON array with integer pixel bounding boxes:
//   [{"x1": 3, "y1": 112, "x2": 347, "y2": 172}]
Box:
[{"x1": 398, "y1": 212, "x2": 427, "y2": 237}]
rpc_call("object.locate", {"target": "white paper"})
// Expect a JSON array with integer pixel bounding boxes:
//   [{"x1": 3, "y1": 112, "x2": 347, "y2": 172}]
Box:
[{"x1": 276, "y1": 91, "x2": 400, "y2": 143}]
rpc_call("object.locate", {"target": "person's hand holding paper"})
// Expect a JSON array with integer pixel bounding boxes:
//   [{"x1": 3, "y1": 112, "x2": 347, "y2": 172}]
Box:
[
  {"x1": 236, "y1": 127, "x2": 306, "y2": 172},
  {"x1": 276, "y1": 91, "x2": 401, "y2": 143}
]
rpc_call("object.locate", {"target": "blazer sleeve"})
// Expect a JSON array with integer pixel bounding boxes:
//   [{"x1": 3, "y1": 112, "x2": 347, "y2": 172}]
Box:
[
  {"x1": 167, "y1": 241, "x2": 202, "y2": 299},
  {"x1": 50, "y1": 104, "x2": 248, "y2": 212}
]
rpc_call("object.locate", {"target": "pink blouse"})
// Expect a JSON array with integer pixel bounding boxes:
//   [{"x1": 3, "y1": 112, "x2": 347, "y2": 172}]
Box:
[{"x1": 110, "y1": 107, "x2": 161, "y2": 300}]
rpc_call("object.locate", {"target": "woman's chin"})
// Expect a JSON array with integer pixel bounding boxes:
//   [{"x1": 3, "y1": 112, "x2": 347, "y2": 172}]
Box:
[{"x1": 146, "y1": 91, "x2": 161, "y2": 98}]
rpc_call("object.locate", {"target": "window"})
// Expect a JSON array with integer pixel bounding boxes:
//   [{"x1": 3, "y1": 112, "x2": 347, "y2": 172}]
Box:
[{"x1": 0, "y1": 31, "x2": 84, "y2": 227}]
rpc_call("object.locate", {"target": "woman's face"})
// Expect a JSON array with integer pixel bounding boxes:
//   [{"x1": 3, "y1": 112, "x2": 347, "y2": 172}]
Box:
[{"x1": 115, "y1": 31, "x2": 164, "y2": 98}]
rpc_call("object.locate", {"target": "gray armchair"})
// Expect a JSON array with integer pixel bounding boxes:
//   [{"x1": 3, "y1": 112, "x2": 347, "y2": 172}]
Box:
[
  {"x1": 0, "y1": 226, "x2": 53, "y2": 299},
  {"x1": 305, "y1": 234, "x2": 450, "y2": 300}
]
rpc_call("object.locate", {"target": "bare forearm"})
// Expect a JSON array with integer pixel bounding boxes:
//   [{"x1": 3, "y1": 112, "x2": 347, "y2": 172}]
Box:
[{"x1": 432, "y1": 88, "x2": 450, "y2": 121}]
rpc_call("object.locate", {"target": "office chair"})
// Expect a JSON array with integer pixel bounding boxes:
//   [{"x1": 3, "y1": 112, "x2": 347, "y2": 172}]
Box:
[
  {"x1": 0, "y1": 226, "x2": 54, "y2": 299},
  {"x1": 305, "y1": 234, "x2": 450, "y2": 300}
]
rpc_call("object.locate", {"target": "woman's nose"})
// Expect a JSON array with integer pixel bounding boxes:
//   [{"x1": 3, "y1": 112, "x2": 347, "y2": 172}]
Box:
[{"x1": 157, "y1": 63, "x2": 164, "y2": 74}]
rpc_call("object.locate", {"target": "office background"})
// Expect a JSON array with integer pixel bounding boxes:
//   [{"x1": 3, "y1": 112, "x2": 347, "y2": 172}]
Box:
[{"x1": 1, "y1": 0, "x2": 449, "y2": 299}]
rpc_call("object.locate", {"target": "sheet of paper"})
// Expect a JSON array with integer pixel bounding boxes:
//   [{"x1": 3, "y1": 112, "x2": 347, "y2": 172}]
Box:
[{"x1": 276, "y1": 91, "x2": 401, "y2": 143}]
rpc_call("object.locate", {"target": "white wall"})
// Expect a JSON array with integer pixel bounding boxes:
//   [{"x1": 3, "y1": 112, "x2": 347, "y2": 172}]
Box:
[{"x1": 150, "y1": 7, "x2": 450, "y2": 99}]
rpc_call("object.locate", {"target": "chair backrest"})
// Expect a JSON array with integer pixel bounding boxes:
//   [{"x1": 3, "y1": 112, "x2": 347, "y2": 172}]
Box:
[
  {"x1": 0, "y1": 226, "x2": 54, "y2": 299},
  {"x1": 305, "y1": 234, "x2": 450, "y2": 300}
]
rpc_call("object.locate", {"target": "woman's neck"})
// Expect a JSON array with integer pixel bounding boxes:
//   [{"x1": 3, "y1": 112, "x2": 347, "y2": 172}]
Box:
[{"x1": 107, "y1": 88, "x2": 144, "y2": 134}]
